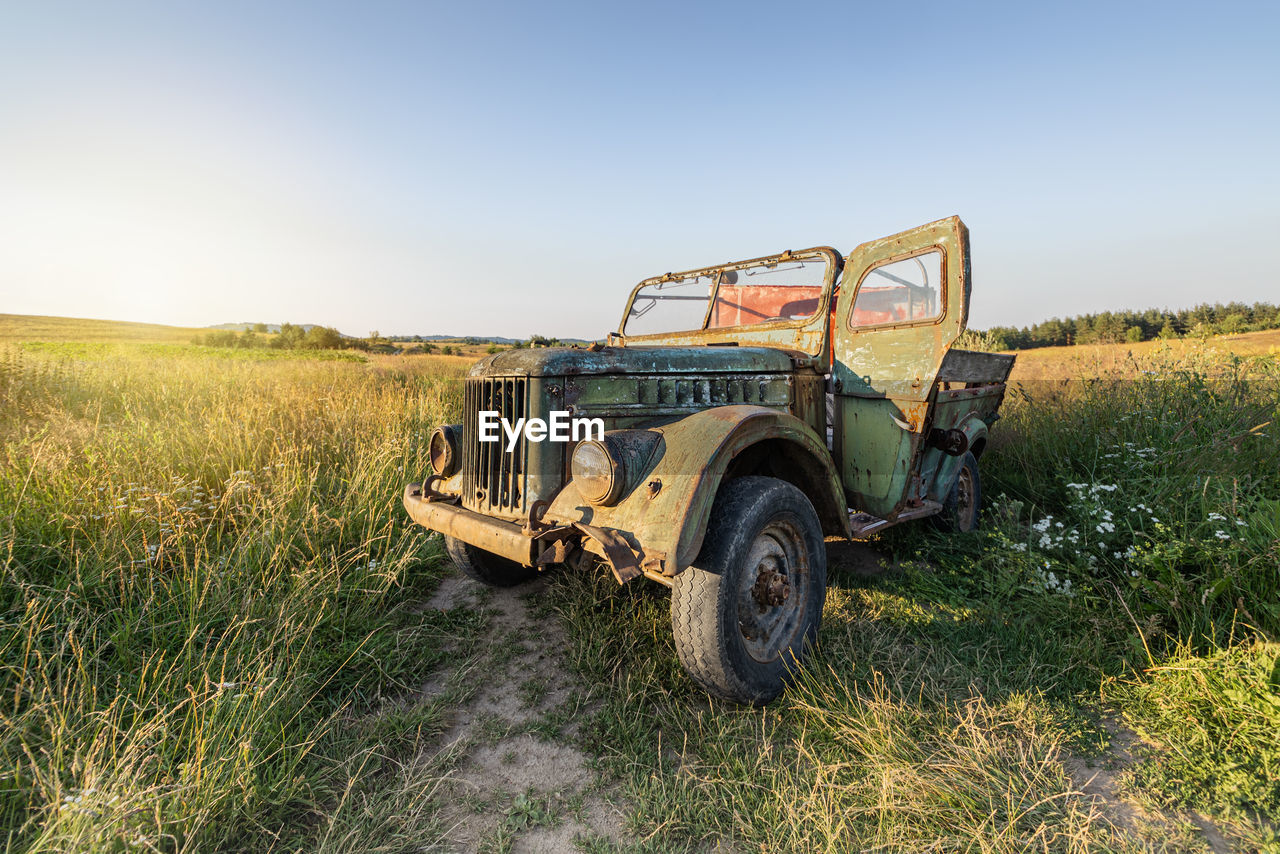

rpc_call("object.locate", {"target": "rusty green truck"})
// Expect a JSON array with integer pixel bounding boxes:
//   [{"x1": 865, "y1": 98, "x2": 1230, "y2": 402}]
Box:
[{"x1": 404, "y1": 216, "x2": 1014, "y2": 704}]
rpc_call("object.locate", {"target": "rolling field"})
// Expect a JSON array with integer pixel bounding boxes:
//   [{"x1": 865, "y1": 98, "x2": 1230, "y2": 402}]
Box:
[
  {"x1": 0, "y1": 314, "x2": 209, "y2": 345},
  {"x1": 1, "y1": 327, "x2": 1277, "y2": 852},
  {"x1": 0, "y1": 313, "x2": 505, "y2": 359},
  {"x1": 1006, "y1": 327, "x2": 1280, "y2": 381}
]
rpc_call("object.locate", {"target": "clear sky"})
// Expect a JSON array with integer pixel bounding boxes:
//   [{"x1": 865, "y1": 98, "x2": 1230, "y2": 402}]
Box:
[{"x1": 2, "y1": 1, "x2": 1277, "y2": 339}]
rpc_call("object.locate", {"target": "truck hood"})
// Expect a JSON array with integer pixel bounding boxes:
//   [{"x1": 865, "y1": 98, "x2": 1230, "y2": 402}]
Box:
[{"x1": 468, "y1": 345, "x2": 802, "y2": 378}]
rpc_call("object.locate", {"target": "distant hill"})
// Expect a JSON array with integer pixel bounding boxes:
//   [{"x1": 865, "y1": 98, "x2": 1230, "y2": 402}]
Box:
[
  {"x1": 1007, "y1": 327, "x2": 1280, "y2": 382},
  {"x1": 0, "y1": 314, "x2": 592, "y2": 348},
  {"x1": 207, "y1": 327, "x2": 588, "y2": 345},
  {"x1": 0, "y1": 314, "x2": 205, "y2": 344}
]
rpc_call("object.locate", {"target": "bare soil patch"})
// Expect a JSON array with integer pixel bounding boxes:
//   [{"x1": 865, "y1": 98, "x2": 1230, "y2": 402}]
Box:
[
  {"x1": 1065, "y1": 718, "x2": 1235, "y2": 852},
  {"x1": 422, "y1": 571, "x2": 628, "y2": 853}
]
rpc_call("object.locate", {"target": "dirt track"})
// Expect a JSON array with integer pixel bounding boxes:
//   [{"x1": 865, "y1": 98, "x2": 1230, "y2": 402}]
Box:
[{"x1": 422, "y1": 573, "x2": 628, "y2": 853}]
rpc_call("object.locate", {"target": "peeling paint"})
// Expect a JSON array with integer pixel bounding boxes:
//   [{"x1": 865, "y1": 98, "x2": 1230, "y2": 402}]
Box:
[{"x1": 404, "y1": 216, "x2": 1013, "y2": 584}]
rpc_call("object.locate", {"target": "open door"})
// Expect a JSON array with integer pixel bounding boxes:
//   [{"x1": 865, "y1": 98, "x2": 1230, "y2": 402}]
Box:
[{"x1": 831, "y1": 216, "x2": 970, "y2": 517}]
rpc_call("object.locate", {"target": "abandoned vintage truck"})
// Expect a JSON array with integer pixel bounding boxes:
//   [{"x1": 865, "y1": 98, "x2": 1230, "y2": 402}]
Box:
[{"x1": 404, "y1": 216, "x2": 1014, "y2": 704}]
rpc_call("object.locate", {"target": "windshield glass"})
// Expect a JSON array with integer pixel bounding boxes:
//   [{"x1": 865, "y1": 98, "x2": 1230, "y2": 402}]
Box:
[
  {"x1": 624, "y1": 253, "x2": 830, "y2": 337},
  {"x1": 623, "y1": 274, "x2": 715, "y2": 337}
]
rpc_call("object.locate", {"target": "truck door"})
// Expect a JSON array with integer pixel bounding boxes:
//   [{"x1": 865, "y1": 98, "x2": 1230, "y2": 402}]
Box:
[{"x1": 831, "y1": 216, "x2": 970, "y2": 517}]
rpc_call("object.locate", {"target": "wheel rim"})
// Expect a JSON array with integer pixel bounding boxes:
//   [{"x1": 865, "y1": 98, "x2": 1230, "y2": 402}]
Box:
[
  {"x1": 735, "y1": 517, "x2": 810, "y2": 664},
  {"x1": 956, "y1": 466, "x2": 977, "y2": 530}
]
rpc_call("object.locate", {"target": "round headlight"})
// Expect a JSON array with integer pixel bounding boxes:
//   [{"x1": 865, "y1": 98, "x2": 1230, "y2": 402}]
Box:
[
  {"x1": 571, "y1": 440, "x2": 623, "y2": 505},
  {"x1": 428, "y1": 424, "x2": 461, "y2": 476}
]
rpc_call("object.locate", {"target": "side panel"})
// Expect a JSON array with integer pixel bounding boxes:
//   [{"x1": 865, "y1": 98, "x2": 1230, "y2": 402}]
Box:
[
  {"x1": 832, "y1": 216, "x2": 970, "y2": 516},
  {"x1": 542, "y1": 405, "x2": 849, "y2": 575},
  {"x1": 921, "y1": 385, "x2": 1006, "y2": 501}
]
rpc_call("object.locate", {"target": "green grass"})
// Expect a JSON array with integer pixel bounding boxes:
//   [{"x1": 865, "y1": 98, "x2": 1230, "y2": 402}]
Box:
[
  {"x1": 1111, "y1": 639, "x2": 1280, "y2": 839},
  {"x1": 0, "y1": 345, "x2": 472, "y2": 851},
  {"x1": 538, "y1": 568, "x2": 1141, "y2": 851},
  {"x1": 2, "y1": 336, "x2": 1277, "y2": 852},
  {"x1": 531, "y1": 343, "x2": 1279, "y2": 851}
]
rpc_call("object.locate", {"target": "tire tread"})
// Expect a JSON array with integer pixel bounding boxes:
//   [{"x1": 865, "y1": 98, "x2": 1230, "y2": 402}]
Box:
[{"x1": 671, "y1": 476, "x2": 826, "y2": 704}]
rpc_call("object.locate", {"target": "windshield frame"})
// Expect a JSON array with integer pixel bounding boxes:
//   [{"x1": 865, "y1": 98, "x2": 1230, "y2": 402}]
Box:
[{"x1": 614, "y1": 246, "x2": 842, "y2": 352}]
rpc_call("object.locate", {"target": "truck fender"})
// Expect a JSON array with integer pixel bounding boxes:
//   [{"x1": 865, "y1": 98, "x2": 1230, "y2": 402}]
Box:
[
  {"x1": 673, "y1": 406, "x2": 850, "y2": 567},
  {"x1": 928, "y1": 414, "x2": 990, "y2": 499},
  {"x1": 544, "y1": 405, "x2": 849, "y2": 576}
]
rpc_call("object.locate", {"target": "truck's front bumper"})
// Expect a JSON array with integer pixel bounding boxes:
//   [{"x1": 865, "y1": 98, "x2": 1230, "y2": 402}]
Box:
[
  {"x1": 402, "y1": 483, "x2": 536, "y2": 566},
  {"x1": 403, "y1": 482, "x2": 652, "y2": 584}
]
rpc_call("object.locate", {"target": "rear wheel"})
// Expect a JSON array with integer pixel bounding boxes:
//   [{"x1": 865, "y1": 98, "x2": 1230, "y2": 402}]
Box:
[
  {"x1": 931, "y1": 450, "x2": 982, "y2": 533},
  {"x1": 671, "y1": 476, "x2": 826, "y2": 705},
  {"x1": 444, "y1": 535, "x2": 537, "y2": 587}
]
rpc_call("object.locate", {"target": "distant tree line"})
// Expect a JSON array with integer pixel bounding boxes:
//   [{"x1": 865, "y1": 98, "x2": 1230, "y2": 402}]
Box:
[
  {"x1": 983, "y1": 301, "x2": 1280, "y2": 350},
  {"x1": 190, "y1": 327, "x2": 580, "y2": 355},
  {"x1": 193, "y1": 323, "x2": 348, "y2": 351},
  {"x1": 191, "y1": 324, "x2": 495, "y2": 355},
  {"x1": 512, "y1": 335, "x2": 561, "y2": 349}
]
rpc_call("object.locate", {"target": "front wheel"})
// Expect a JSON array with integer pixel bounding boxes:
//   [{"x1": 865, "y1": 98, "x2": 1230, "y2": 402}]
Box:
[
  {"x1": 444, "y1": 536, "x2": 537, "y2": 587},
  {"x1": 671, "y1": 476, "x2": 827, "y2": 705}
]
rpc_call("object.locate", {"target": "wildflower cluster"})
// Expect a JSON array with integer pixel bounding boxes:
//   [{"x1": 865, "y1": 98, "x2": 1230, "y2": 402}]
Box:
[
  {"x1": 1100, "y1": 441, "x2": 1158, "y2": 461},
  {"x1": 1029, "y1": 560, "x2": 1075, "y2": 597},
  {"x1": 1205, "y1": 511, "x2": 1248, "y2": 542},
  {"x1": 1023, "y1": 481, "x2": 1124, "y2": 571},
  {"x1": 991, "y1": 463, "x2": 1254, "y2": 599}
]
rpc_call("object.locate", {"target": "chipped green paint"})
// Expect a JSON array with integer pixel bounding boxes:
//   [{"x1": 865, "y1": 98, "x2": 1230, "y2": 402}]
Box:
[
  {"x1": 472, "y1": 345, "x2": 796, "y2": 378},
  {"x1": 403, "y1": 215, "x2": 1013, "y2": 584},
  {"x1": 831, "y1": 217, "x2": 972, "y2": 517},
  {"x1": 543, "y1": 405, "x2": 848, "y2": 574}
]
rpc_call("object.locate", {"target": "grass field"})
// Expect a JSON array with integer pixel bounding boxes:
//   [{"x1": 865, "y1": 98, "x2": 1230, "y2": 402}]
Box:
[
  {"x1": 0, "y1": 314, "x2": 209, "y2": 345},
  {"x1": 1006, "y1": 327, "x2": 1280, "y2": 381},
  {"x1": 0, "y1": 313, "x2": 509, "y2": 360},
  {"x1": 1, "y1": 326, "x2": 1277, "y2": 852}
]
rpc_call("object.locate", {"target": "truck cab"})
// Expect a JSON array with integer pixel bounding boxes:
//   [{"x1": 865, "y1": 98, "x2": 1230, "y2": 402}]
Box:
[{"x1": 404, "y1": 216, "x2": 1014, "y2": 704}]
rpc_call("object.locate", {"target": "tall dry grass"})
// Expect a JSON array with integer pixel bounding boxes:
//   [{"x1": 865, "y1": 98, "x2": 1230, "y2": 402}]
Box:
[{"x1": 0, "y1": 345, "x2": 467, "y2": 851}]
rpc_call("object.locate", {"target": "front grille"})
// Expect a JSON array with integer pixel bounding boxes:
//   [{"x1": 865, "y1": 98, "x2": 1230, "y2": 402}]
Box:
[{"x1": 463, "y1": 376, "x2": 528, "y2": 515}]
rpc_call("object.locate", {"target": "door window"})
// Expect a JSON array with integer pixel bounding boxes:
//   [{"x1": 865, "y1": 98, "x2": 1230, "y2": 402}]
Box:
[{"x1": 848, "y1": 249, "x2": 943, "y2": 329}]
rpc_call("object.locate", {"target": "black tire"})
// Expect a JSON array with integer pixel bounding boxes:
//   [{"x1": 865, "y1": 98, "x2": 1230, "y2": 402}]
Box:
[
  {"x1": 444, "y1": 535, "x2": 537, "y2": 587},
  {"x1": 930, "y1": 450, "x2": 982, "y2": 533},
  {"x1": 671, "y1": 476, "x2": 827, "y2": 705}
]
